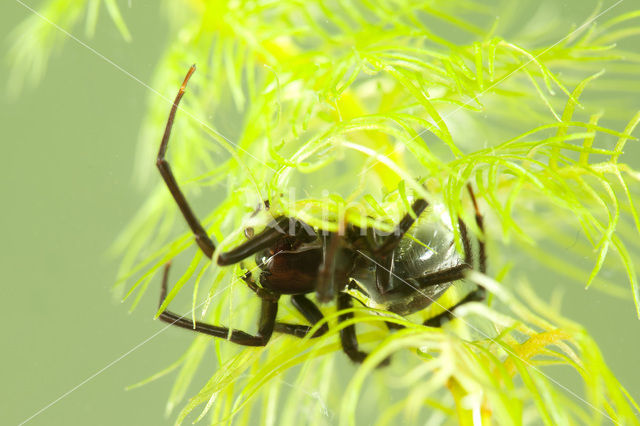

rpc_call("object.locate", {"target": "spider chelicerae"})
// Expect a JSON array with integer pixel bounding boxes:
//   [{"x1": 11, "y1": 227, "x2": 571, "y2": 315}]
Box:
[{"x1": 155, "y1": 65, "x2": 486, "y2": 363}]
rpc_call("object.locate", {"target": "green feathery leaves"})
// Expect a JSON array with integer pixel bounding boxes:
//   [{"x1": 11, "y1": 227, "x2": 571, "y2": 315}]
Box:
[{"x1": 10, "y1": 0, "x2": 640, "y2": 424}]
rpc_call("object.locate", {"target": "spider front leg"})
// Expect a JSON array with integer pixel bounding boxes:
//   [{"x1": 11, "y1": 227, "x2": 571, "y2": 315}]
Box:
[
  {"x1": 157, "y1": 67, "x2": 294, "y2": 266},
  {"x1": 241, "y1": 272, "x2": 328, "y2": 338},
  {"x1": 315, "y1": 232, "x2": 342, "y2": 303},
  {"x1": 156, "y1": 65, "x2": 216, "y2": 259},
  {"x1": 157, "y1": 263, "x2": 277, "y2": 346}
]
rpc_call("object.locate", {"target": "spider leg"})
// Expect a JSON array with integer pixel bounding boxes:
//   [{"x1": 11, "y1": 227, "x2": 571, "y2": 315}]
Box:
[
  {"x1": 374, "y1": 198, "x2": 429, "y2": 255},
  {"x1": 240, "y1": 270, "x2": 278, "y2": 301},
  {"x1": 338, "y1": 288, "x2": 390, "y2": 366},
  {"x1": 337, "y1": 291, "x2": 368, "y2": 363},
  {"x1": 423, "y1": 185, "x2": 487, "y2": 327},
  {"x1": 413, "y1": 263, "x2": 470, "y2": 288},
  {"x1": 157, "y1": 67, "x2": 308, "y2": 266},
  {"x1": 157, "y1": 263, "x2": 277, "y2": 346},
  {"x1": 459, "y1": 217, "x2": 472, "y2": 266},
  {"x1": 240, "y1": 272, "x2": 328, "y2": 338},
  {"x1": 467, "y1": 184, "x2": 486, "y2": 274},
  {"x1": 373, "y1": 198, "x2": 429, "y2": 294},
  {"x1": 316, "y1": 232, "x2": 342, "y2": 303},
  {"x1": 218, "y1": 216, "x2": 311, "y2": 266},
  {"x1": 274, "y1": 295, "x2": 329, "y2": 338},
  {"x1": 157, "y1": 65, "x2": 217, "y2": 259}
]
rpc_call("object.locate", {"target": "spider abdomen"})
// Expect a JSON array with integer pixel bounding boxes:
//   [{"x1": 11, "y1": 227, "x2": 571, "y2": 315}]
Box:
[{"x1": 350, "y1": 220, "x2": 468, "y2": 316}]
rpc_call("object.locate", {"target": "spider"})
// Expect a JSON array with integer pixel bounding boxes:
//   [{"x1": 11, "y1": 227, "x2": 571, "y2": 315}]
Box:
[{"x1": 155, "y1": 65, "x2": 487, "y2": 363}]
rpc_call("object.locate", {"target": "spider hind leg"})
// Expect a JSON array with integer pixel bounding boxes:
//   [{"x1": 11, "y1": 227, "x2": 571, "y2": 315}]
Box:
[
  {"x1": 157, "y1": 263, "x2": 277, "y2": 346},
  {"x1": 423, "y1": 185, "x2": 487, "y2": 327}
]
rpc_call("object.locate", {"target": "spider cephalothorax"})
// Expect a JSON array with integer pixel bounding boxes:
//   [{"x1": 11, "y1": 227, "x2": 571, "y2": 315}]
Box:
[{"x1": 155, "y1": 65, "x2": 486, "y2": 363}]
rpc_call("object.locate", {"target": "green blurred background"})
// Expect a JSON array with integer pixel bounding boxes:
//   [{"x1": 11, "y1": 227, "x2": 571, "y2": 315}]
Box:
[{"x1": 2, "y1": 1, "x2": 639, "y2": 425}]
